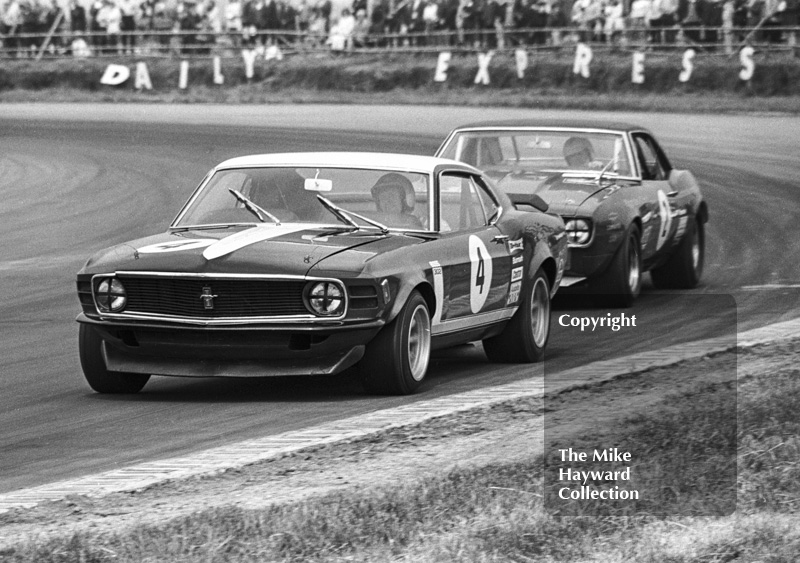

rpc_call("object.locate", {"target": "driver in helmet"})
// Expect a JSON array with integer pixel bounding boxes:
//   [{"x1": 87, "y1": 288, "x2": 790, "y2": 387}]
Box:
[{"x1": 563, "y1": 136, "x2": 596, "y2": 169}]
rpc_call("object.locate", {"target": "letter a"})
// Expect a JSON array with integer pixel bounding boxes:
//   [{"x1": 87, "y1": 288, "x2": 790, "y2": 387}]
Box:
[
  {"x1": 134, "y1": 62, "x2": 152, "y2": 90},
  {"x1": 515, "y1": 49, "x2": 528, "y2": 79},
  {"x1": 631, "y1": 52, "x2": 645, "y2": 84},
  {"x1": 679, "y1": 49, "x2": 695, "y2": 83},
  {"x1": 573, "y1": 43, "x2": 592, "y2": 79},
  {"x1": 434, "y1": 52, "x2": 451, "y2": 82},
  {"x1": 739, "y1": 46, "x2": 755, "y2": 81},
  {"x1": 242, "y1": 49, "x2": 257, "y2": 80},
  {"x1": 474, "y1": 51, "x2": 493, "y2": 85},
  {"x1": 100, "y1": 64, "x2": 130, "y2": 86}
]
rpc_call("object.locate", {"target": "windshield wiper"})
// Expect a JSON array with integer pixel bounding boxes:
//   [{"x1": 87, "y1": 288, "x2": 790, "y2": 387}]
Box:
[
  {"x1": 595, "y1": 159, "x2": 617, "y2": 186},
  {"x1": 229, "y1": 189, "x2": 281, "y2": 226},
  {"x1": 170, "y1": 223, "x2": 252, "y2": 232},
  {"x1": 316, "y1": 194, "x2": 390, "y2": 235}
]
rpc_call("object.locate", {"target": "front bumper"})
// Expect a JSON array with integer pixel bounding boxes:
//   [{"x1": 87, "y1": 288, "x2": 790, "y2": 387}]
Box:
[
  {"x1": 78, "y1": 314, "x2": 383, "y2": 377},
  {"x1": 565, "y1": 247, "x2": 615, "y2": 279}
]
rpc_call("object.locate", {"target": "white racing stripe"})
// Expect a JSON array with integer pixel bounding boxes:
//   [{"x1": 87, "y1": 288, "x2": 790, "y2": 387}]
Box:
[{"x1": 203, "y1": 224, "x2": 323, "y2": 260}]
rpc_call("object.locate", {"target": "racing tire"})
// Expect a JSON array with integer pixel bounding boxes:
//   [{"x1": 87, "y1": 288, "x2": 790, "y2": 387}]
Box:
[
  {"x1": 483, "y1": 267, "x2": 550, "y2": 363},
  {"x1": 79, "y1": 324, "x2": 150, "y2": 394},
  {"x1": 360, "y1": 290, "x2": 431, "y2": 395},
  {"x1": 650, "y1": 216, "x2": 704, "y2": 289},
  {"x1": 595, "y1": 223, "x2": 642, "y2": 308}
]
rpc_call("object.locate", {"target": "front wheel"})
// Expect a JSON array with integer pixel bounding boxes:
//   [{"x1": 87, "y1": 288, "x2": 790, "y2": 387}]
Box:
[
  {"x1": 594, "y1": 224, "x2": 642, "y2": 308},
  {"x1": 360, "y1": 290, "x2": 431, "y2": 395},
  {"x1": 483, "y1": 267, "x2": 551, "y2": 363},
  {"x1": 79, "y1": 324, "x2": 150, "y2": 394},
  {"x1": 651, "y1": 216, "x2": 704, "y2": 289}
]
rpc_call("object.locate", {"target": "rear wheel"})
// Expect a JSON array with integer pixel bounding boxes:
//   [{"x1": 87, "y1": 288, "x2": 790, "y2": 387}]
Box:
[
  {"x1": 360, "y1": 291, "x2": 431, "y2": 395},
  {"x1": 651, "y1": 216, "x2": 704, "y2": 289},
  {"x1": 594, "y1": 224, "x2": 642, "y2": 308},
  {"x1": 79, "y1": 324, "x2": 150, "y2": 394},
  {"x1": 483, "y1": 268, "x2": 550, "y2": 363}
]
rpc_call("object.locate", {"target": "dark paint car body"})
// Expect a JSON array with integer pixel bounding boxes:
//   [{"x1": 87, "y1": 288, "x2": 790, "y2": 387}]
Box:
[
  {"x1": 76, "y1": 153, "x2": 567, "y2": 395},
  {"x1": 436, "y1": 120, "x2": 709, "y2": 306}
]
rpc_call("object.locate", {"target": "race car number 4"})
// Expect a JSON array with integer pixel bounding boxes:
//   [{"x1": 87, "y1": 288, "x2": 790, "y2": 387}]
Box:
[{"x1": 469, "y1": 235, "x2": 493, "y2": 314}]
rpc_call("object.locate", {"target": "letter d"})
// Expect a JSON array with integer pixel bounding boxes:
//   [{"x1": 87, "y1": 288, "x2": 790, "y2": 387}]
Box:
[{"x1": 100, "y1": 64, "x2": 130, "y2": 86}]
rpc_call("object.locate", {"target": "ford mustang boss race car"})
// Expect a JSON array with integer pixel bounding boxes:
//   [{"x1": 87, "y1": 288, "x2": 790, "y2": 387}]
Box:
[
  {"x1": 76, "y1": 153, "x2": 567, "y2": 395},
  {"x1": 436, "y1": 121, "x2": 708, "y2": 307}
]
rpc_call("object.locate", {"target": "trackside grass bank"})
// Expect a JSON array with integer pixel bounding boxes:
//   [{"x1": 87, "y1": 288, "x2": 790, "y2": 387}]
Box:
[
  {"x1": 1, "y1": 341, "x2": 798, "y2": 562},
  {"x1": 1, "y1": 53, "x2": 799, "y2": 112}
]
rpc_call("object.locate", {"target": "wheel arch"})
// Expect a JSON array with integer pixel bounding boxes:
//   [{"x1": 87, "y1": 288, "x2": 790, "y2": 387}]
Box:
[{"x1": 385, "y1": 277, "x2": 435, "y2": 324}]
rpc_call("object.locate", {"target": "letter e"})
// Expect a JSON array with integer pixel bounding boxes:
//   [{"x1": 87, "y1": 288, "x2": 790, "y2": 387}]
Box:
[
  {"x1": 631, "y1": 52, "x2": 645, "y2": 84},
  {"x1": 434, "y1": 52, "x2": 451, "y2": 82}
]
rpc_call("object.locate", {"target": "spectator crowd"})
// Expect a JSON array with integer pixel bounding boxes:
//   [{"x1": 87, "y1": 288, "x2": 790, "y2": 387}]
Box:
[{"x1": 1, "y1": 0, "x2": 798, "y2": 56}]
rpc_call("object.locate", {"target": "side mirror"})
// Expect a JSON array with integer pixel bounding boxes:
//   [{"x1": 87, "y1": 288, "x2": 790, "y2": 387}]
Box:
[{"x1": 509, "y1": 193, "x2": 549, "y2": 213}]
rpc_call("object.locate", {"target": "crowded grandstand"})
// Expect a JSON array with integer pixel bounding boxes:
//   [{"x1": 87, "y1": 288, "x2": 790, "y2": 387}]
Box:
[{"x1": 0, "y1": 0, "x2": 797, "y2": 57}]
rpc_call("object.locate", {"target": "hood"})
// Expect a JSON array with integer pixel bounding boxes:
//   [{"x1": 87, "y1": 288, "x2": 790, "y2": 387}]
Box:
[
  {"x1": 80, "y1": 224, "x2": 415, "y2": 277},
  {"x1": 496, "y1": 173, "x2": 610, "y2": 217}
]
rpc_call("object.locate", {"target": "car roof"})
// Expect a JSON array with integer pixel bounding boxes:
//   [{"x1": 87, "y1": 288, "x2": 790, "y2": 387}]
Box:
[
  {"x1": 449, "y1": 119, "x2": 651, "y2": 135},
  {"x1": 216, "y1": 152, "x2": 479, "y2": 173}
]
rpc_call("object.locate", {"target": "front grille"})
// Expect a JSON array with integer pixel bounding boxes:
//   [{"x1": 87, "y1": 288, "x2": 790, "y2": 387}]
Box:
[{"x1": 118, "y1": 276, "x2": 308, "y2": 318}]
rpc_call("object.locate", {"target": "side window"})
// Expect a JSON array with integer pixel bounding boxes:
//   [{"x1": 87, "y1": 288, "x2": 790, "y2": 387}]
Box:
[
  {"x1": 473, "y1": 175, "x2": 500, "y2": 223},
  {"x1": 439, "y1": 173, "x2": 490, "y2": 232},
  {"x1": 633, "y1": 134, "x2": 667, "y2": 181}
]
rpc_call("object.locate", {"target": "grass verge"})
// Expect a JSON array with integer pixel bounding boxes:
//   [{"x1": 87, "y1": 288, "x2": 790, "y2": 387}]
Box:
[{"x1": 2, "y1": 347, "x2": 798, "y2": 562}]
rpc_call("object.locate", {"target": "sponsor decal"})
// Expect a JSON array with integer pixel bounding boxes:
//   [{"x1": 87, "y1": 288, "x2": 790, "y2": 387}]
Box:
[
  {"x1": 511, "y1": 266, "x2": 524, "y2": 282},
  {"x1": 507, "y1": 238, "x2": 524, "y2": 254},
  {"x1": 137, "y1": 239, "x2": 215, "y2": 253},
  {"x1": 655, "y1": 190, "x2": 673, "y2": 251},
  {"x1": 507, "y1": 280, "x2": 522, "y2": 305},
  {"x1": 512, "y1": 255, "x2": 524, "y2": 264},
  {"x1": 429, "y1": 260, "x2": 444, "y2": 325},
  {"x1": 469, "y1": 235, "x2": 493, "y2": 314}
]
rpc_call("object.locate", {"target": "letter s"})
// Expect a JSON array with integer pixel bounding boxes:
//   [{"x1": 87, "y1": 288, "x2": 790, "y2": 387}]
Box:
[
  {"x1": 739, "y1": 46, "x2": 755, "y2": 82},
  {"x1": 679, "y1": 49, "x2": 695, "y2": 83}
]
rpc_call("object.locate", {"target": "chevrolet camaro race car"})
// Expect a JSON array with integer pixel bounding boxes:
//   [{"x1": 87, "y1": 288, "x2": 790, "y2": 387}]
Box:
[
  {"x1": 436, "y1": 121, "x2": 708, "y2": 307},
  {"x1": 76, "y1": 153, "x2": 567, "y2": 395}
]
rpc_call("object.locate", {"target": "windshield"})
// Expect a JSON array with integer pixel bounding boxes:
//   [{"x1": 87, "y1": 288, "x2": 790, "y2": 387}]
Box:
[
  {"x1": 174, "y1": 167, "x2": 432, "y2": 231},
  {"x1": 440, "y1": 130, "x2": 633, "y2": 177}
]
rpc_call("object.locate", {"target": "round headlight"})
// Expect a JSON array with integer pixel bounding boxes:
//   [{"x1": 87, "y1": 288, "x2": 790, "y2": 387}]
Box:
[
  {"x1": 565, "y1": 219, "x2": 592, "y2": 246},
  {"x1": 96, "y1": 278, "x2": 127, "y2": 312},
  {"x1": 306, "y1": 281, "x2": 344, "y2": 316}
]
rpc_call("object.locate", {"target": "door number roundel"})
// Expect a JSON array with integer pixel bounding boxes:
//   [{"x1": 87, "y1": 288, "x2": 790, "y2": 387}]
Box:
[{"x1": 469, "y1": 235, "x2": 493, "y2": 314}]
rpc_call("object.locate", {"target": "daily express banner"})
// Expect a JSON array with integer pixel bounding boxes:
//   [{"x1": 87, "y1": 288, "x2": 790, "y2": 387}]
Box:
[{"x1": 99, "y1": 43, "x2": 760, "y2": 90}]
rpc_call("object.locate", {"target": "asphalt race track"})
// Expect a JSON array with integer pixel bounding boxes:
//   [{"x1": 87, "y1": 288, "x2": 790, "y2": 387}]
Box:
[{"x1": 1, "y1": 104, "x2": 798, "y2": 494}]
